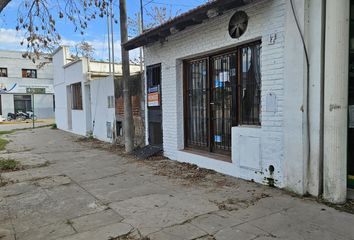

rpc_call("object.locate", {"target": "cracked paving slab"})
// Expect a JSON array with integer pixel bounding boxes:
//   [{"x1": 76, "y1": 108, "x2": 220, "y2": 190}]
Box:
[{"x1": 0, "y1": 128, "x2": 354, "y2": 240}]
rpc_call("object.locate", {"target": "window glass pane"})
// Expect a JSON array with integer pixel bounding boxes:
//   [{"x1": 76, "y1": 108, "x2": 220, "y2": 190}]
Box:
[
  {"x1": 240, "y1": 43, "x2": 261, "y2": 125},
  {"x1": 22, "y1": 69, "x2": 37, "y2": 78},
  {"x1": 14, "y1": 95, "x2": 32, "y2": 113}
]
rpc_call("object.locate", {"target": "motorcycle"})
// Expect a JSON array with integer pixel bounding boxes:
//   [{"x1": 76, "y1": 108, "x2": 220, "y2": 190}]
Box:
[
  {"x1": 7, "y1": 112, "x2": 17, "y2": 121},
  {"x1": 7, "y1": 111, "x2": 37, "y2": 121},
  {"x1": 18, "y1": 111, "x2": 38, "y2": 121}
]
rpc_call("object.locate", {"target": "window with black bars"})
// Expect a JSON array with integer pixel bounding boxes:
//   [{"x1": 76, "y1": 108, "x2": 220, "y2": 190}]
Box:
[
  {"x1": 147, "y1": 64, "x2": 161, "y2": 88},
  {"x1": 184, "y1": 41, "x2": 261, "y2": 155},
  {"x1": 240, "y1": 44, "x2": 261, "y2": 125}
]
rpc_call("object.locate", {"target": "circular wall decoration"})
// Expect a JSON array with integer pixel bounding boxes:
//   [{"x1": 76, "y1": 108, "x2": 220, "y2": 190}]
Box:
[{"x1": 228, "y1": 11, "x2": 248, "y2": 39}]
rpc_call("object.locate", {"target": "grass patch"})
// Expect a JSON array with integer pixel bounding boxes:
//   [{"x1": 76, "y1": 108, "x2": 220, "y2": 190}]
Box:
[
  {"x1": 50, "y1": 123, "x2": 57, "y2": 129},
  {"x1": 65, "y1": 219, "x2": 74, "y2": 226},
  {"x1": 0, "y1": 130, "x2": 15, "y2": 135},
  {"x1": 0, "y1": 159, "x2": 20, "y2": 171},
  {"x1": 0, "y1": 138, "x2": 9, "y2": 151}
]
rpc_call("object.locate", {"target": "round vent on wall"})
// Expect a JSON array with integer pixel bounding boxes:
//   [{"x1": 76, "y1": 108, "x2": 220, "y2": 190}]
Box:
[{"x1": 228, "y1": 11, "x2": 248, "y2": 39}]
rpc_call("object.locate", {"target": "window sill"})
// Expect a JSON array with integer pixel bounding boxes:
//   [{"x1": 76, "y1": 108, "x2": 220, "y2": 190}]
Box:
[
  {"x1": 182, "y1": 148, "x2": 232, "y2": 163},
  {"x1": 235, "y1": 125, "x2": 261, "y2": 129}
]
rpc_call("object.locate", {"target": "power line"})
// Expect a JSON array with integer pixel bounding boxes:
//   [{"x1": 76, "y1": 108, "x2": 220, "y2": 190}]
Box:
[{"x1": 143, "y1": 0, "x2": 199, "y2": 8}]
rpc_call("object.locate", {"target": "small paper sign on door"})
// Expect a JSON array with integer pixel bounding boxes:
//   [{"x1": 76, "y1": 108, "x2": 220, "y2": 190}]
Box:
[
  {"x1": 148, "y1": 92, "x2": 160, "y2": 107},
  {"x1": 349, "y1": 105, "x2": 354, "y2": 128}
]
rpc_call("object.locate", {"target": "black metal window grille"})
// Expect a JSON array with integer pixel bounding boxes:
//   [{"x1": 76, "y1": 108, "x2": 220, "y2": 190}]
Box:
[
  {"x1": 147, "y1": 64, "x2": 161, "y2": 88},
  {"x1": 240, "y1": 44, "x2": 261, "y2": 125}
]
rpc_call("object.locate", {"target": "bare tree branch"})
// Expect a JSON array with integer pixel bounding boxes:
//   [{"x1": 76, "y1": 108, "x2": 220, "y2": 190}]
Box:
[
  {"x1": 2, "y1": 0, "x2": 117, "y2": 62},
  {"x1": 0, "y1": 0, "x2": 11, "y2": 13}
]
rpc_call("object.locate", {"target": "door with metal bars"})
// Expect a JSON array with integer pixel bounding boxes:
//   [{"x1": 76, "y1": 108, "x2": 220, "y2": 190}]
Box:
[{"x1": 147, "y1": 64, "x2": 163, "y2": 146}]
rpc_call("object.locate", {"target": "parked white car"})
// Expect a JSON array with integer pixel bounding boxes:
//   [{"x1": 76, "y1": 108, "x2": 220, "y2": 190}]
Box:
[{"x1": 0, "y1": 115, "x2": 6, "y2": 122}]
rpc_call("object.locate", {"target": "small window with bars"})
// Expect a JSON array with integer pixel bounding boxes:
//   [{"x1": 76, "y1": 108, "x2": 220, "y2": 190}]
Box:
[
  {"x1": 22, "y1": 69, "x2": 37, "y2": 78},
  {"x1": 107, "y1": 96, "x2": 115, "y2": 108},
  {"x1": 71, "y1": 83, "x2": 83, "y2": 110},
  {"x1": 0, "y1": 68, "x2": 8, "y2": 77}
]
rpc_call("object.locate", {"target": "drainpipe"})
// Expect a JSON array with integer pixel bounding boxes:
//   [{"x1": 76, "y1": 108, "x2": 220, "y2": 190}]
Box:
[
  {"x1": 323, "y1": 0, "x2": 350, "y2": 203},
  {"x1": 290, "y1": 0, "x2": 311, "y2": 195},
  {"x1": 319, "y1": 0, "x2": 326, "y2": 197}
]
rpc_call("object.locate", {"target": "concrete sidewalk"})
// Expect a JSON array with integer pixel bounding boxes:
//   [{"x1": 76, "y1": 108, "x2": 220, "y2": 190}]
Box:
[{"x1": 0, "y1": 128, "x2": 353, "y2": 240}]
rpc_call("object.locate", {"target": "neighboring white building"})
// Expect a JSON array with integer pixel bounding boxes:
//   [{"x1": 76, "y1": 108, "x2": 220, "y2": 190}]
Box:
[
  {"x1": 124, "y1": 0, "x2": 354, "y2": 203},
  {"x1": 0, "y1": 50, "x2": 54, "y2": 119},
  {"x1": 52, "y1": 46, "x2": 140, "y2": 142}
]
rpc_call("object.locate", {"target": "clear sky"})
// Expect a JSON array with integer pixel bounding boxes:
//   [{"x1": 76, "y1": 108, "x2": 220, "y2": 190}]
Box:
[{"x1": 0, "y1": 0, "x2": 207, "y2": 61}]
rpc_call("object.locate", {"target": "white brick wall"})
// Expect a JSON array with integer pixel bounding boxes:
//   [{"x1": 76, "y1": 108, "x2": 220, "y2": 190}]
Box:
[{"x1": 144, "y1": 0, "x2": 287, "y2": 187}]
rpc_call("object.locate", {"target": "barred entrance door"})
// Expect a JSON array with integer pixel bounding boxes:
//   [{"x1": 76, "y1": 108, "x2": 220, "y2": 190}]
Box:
[
  {"x1": 210, "y1": 53, "x2": 237, "y2": 154},
  {"x1": 185, "y1": 59, "x2": 209, "y2": 150},
  {"x1": 185, "y1": 53, "x2": 237, "y2": 154}
]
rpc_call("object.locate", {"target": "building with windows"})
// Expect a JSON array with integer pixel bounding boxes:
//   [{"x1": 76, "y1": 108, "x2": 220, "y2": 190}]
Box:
[
  {"x1": 52, "y1": 46, "x2": 141, "y2": 142},
  {"x1": 0, "y1": 50, "x2": 54, "y2": 119},
  {"x1": 124, "y1": 0, "x2": 354, "y2": 203}
]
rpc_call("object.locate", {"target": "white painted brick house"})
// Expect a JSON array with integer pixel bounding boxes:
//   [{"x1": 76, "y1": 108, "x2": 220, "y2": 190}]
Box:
[
  {"x1": 52, "y1": 46, "x2": 141, "y2": 142},
  {"x1": 124, "y1": 0, "x2": 354, "y2": 203}
]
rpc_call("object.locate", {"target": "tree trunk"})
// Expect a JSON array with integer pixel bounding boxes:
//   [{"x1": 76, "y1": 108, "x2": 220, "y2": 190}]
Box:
[
  {"x1": 0, "y1": 0, "x2": 11, "y2": 13},
  {"x1": 119, "y1": 0, "x2": 134, "y2": 153}
]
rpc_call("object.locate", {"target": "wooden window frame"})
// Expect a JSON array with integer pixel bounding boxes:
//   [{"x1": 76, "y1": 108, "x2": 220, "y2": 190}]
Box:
[
  {"x1": 71, "y1": 83, "x2": 83, "y2": 110},
  {"x1": 0, "y1": 68, "x2": 8, "y2": 77},
  {"x1": 183, "y1": 41, "x2": 262, "y2": 154},
  {"x1": 22, "y1": 69, "x2": 37, "y2": 78}
]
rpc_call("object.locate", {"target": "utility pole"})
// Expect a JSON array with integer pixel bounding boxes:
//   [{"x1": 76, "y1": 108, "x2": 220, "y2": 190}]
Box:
[
  {"x1": 32, "y1": 93, "x2": 34, "y2": 129},
  {"x1": 119, "y1": 0, "x2": 134, "y2": 152},
  {"x1": 140, "y1": 0, "x2": 144, "y2": 31},
  {"x1": 110, "y1": 0, "x2": 115, "y2": 76},
  {"x1": 107, "y1": 10, "x2": 112, "y2": 75},
  {"x1": 138, "y1": 12, "x2": 143, "y2": 72}
]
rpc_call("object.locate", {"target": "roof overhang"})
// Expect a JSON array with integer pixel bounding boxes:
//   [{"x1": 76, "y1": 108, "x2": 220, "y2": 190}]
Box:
[{"x1": 123, "y1": 0, "x2": 255, "y2": 51}]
